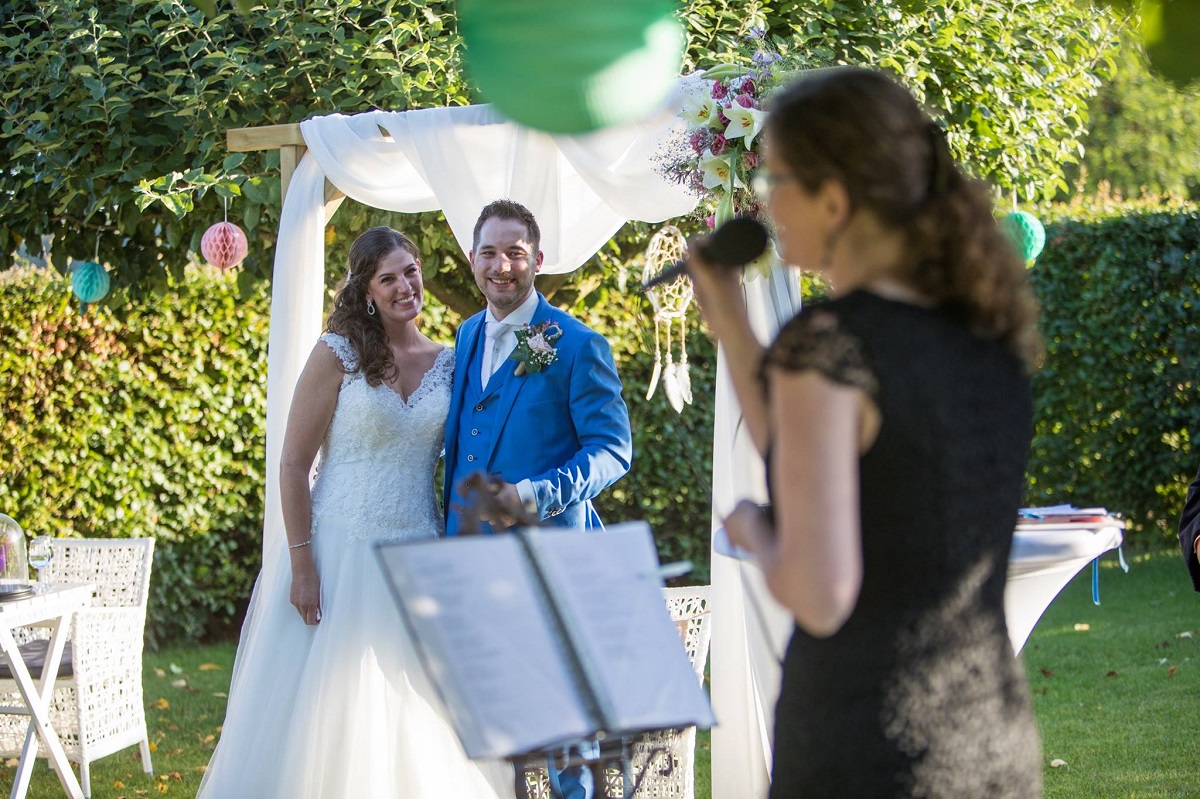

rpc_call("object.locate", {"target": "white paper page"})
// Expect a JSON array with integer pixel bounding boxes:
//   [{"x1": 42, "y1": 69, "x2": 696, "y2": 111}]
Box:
[
  {"x1": 376, "y1": 536, "x2": 596, "y2": 759},
  {"x1": 528, "y1": 523, "x2": 717, "y2": 734}
]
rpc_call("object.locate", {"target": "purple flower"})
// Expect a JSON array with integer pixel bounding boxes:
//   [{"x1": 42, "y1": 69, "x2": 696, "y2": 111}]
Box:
[
  {"x1": 710, "y1": 134, "x2": 728, "y2": 155},
  {"x1": 735, "y1": 93, "x2": 756, "y2": 109},
  {"x1": 752, "y1": 50, "x2": 780, "y2": 66},
  {"x1": 718, "y1": 109, "x2": 730, "y2": 126},
  {"x1": 689, "y1": 130, "x2": 707, "y2": 155},
  {"x1": 711, "y1": 81, "x2": 729, "y2": 100},
  {"x1": 747, "y1": 26, "x2": 767, "y2": 40},
  {"x1": 743, "y1": 150, "x2": 759, "y2": 169},
  {"x1": 740, "y1": 78, "x2": 757, "y2": 96}
]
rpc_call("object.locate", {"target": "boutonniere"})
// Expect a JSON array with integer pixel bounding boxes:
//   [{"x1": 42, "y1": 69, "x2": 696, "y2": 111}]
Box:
[{"x1": 509, "y1": 320, "x2": 563, "y2": 376}]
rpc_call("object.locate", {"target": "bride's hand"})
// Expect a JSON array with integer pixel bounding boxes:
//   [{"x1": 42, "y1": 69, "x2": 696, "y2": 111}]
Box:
[{"x1": 290, "y1": 561, "x2": 322, "y2": 625}]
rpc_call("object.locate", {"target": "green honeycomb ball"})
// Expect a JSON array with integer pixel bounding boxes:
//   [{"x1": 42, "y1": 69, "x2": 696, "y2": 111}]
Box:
[
  {"x1": 71, "y1": 261, "x2": 111, "y2": 304},
  {"x1": 1001, "y1": 211, "x2": 1046, "y2": 264}
]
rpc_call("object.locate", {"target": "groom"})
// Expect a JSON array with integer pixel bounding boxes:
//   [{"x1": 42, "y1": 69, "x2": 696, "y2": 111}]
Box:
[{"x1": 443, "y1": 199, "x2": 633, "y2": 798}]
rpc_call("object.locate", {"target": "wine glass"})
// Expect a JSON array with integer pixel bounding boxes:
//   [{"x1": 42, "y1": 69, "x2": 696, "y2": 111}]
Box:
[{"x1": 28, "y1": 536, "x2": 53, "y2": 583}]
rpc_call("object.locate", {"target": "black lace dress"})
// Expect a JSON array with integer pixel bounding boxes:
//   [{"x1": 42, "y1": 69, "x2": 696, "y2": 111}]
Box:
[{"x1": 762, "y1": 290, "x2": 1042, "y2": 798}]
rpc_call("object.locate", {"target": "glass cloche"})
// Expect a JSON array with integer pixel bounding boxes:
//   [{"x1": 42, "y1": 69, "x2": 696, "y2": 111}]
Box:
[{"x1": 0, "y1": 513, "x2": 29, "y2": 584}]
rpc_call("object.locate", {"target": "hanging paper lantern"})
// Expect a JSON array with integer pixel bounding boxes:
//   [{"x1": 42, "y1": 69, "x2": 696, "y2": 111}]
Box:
[
  {"x1": 200, "y1": 221, "x2": 249, "y2": 270},
  {"x1": 459, "y1": 0, "x2": 685, "y2": 134},
  {"x1": 1001, "y1": 211, "x2": 1046, "y2": 265},
  {"x1": 71, "y1": 261, "x2": 111, "y2": 304}
]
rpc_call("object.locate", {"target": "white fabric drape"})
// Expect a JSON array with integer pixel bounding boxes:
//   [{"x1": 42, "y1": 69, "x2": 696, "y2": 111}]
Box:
[
  {"x1": 259, "y1": 99, "x2": 697, "y2": 593},
  {"x1": 709, "y1": 266, "x2": 801, "y2": 799}
]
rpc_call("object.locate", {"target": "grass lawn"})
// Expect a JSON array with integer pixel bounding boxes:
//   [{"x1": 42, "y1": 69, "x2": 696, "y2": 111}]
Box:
[
  {"x1": 1, "y1": 548, "x2": 1194, "y2": 798},
  {"x1": 1024, "y1": 549, "x2": 1199, "y2": 798}
]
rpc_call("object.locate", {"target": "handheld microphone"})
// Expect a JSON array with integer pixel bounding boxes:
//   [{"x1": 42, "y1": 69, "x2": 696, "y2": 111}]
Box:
[{"x1": 642, "y1": 216, "x2": 770, "y2": 290}]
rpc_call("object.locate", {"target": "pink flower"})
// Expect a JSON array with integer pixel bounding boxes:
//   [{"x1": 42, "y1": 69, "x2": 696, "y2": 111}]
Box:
[
  {"x1": 735, "y1": 93, "x2": 756, "y2": 109},
  {"x1": 711, "y1": 80, "x2": 729, "y2": 100},
  {"x1": 743, "y1": 150, "x2": 759, "y2": 169},
  {"x1": 740, "y1": 78, "x2": 757, "y2": 96},
  {"x1": 689, "y1": 130, "x2": 707, "y2": 155},
  {"x1": 717, "y1": 109, "x2": 730, "y2": 126},
  {"x1": 705, "y1": 215, "x2": 716, "y2": 229},
  {"x1": 710, "y1": 134, "x2": 728, "y2": 155}
]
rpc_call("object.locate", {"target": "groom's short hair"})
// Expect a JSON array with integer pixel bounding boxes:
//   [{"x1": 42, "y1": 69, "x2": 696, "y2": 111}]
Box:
[{"x1": 472, "y1": 199, "x2": 541, "y2": 255}]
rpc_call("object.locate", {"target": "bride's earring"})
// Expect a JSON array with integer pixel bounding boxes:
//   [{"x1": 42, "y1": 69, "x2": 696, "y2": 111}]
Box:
[{"x1": 366, "y1": 297, "x2": 376, "y2": 316}]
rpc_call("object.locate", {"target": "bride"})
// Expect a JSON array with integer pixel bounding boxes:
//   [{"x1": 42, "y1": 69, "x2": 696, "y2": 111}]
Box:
[{"x1": 198, "y1": 227, "x2": 516, "y2": 799}]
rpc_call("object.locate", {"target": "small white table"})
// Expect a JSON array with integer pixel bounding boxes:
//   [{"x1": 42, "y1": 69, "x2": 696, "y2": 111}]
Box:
[
  {"x1": 1004, "y1": 520, "x2": 1124, "y2": 654},
  {"x1": 0, "y1": 583, "x2": 94, "y2": 799}
]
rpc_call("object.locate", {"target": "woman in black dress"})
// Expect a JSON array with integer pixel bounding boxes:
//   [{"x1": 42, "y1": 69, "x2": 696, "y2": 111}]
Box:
[{"x1": 690, "y1": 67, "x2": 1044, "y2": 797}]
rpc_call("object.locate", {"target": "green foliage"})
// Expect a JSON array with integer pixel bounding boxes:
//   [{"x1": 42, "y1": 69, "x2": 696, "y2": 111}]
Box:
[
  {"x1": 763, "y1": 0, "x2": 1121, "y2": 202},
  {"x1": 2, "y1": 0, "x2": 1120, "y2": 304},
  {"x1": 1026, "y1": 198, "x2": 1199, "y2": 546},
  {"x1": 0, "y1": 0, "x2": 468, "y2": 291},
  {"x1": 1070, "y1": 30, "x2": 1200, "y2": 201},
  {"x1": 0, "y1": 265, "x2": 270, "y2": 646}
]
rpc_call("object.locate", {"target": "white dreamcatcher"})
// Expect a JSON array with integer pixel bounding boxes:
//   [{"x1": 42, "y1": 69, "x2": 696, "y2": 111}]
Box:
[{"x1": 642, "y1": 225, "x2": 694, "y2": 414}]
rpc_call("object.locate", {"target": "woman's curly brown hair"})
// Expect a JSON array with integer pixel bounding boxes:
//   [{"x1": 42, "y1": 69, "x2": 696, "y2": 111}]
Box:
[
  {"x1": 766, "y1": 67, "x2": 1042, "y2": 372},
  {"x1": 324, "y1": 226, "x2": 422, "y2": 387}
]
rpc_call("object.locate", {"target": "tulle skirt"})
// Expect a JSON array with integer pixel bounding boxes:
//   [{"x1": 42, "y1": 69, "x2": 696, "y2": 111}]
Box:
[{"x1": 197, "y1": 520, "x2": 516, "y2": 799}]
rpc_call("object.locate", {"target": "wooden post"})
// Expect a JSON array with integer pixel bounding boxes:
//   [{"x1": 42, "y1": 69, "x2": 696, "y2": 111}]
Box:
[{"x1": 227, "y1": 123, "x2": 348, "y2": 219}]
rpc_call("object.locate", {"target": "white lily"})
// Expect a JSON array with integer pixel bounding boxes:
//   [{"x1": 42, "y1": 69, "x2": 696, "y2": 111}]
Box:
[
  {"x1": 723, "y1": 104, "x2": 768, "y2": 148},
  {"x1": 681, "y1": 91, "x2": 720, "y2": 128},
  {"x1": 699, "y1": 153, "x2": 744, "y2": 190}
]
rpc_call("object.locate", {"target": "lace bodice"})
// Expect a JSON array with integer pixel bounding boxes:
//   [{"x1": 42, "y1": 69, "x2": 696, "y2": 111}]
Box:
[{"x1": 309, "y1": 333, "x2": 454, "y2": 544}]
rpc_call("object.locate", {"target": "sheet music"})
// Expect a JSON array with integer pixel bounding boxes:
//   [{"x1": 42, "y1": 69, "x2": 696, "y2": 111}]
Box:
[
  {"x1": 530, "y1": 523, "x2": 716, "y2": 734},
  {"x1": 376, "y1": 522, "x2": 715, "y2": 762},
  {"x1": 376, "y1": 536, "x2": 595, "y2": 759}
]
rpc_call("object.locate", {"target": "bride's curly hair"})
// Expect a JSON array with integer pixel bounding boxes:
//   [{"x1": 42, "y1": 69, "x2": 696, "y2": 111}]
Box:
[
  {"x1": 324, "y1": 226, "x2": 423, "y2": 387},
  {"x1": 766, "y1": 67, "x2": 1042, "y2": 372}
]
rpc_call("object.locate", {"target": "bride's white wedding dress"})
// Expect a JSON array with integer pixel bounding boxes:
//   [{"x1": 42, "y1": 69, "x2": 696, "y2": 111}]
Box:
[{"x1": 198, "y1": 333, "x2": 516, "y2": 799}]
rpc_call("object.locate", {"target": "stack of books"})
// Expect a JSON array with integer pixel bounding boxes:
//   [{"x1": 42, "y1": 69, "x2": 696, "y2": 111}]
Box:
[{"x1": 1017, "y1": 505, "x2": 1121, "y2": 527}]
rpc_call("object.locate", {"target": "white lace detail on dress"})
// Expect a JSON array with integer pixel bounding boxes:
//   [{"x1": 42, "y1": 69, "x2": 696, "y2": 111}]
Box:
[
  {"x1": 319, "y1": 332, "x2": 359, "y2": 379},
  {"x1": 309, "y1": 347, "x2": 455, "y2": 544}
]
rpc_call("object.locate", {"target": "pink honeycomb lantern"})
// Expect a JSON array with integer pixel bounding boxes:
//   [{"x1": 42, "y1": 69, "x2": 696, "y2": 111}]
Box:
[{"x1": 200, "y1": 221, "x2": 249, "y2": 270}]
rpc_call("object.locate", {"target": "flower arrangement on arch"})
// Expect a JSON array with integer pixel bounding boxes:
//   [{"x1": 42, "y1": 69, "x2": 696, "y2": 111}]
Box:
[{"x1": 657, "y1": 30, "x2": 803, "y2": 229}]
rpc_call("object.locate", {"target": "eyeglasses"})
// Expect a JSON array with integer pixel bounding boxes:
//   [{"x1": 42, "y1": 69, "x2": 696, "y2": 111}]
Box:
[{"x1": 750, "y1": 171, "x2": 797, "y2": 199}]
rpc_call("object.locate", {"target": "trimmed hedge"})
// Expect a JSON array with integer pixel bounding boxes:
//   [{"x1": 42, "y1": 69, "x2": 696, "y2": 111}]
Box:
[
  {"x1": 1026, "y1": 198, "x2": 1200, "y2": 546},
  {"x1": 0, "y1": 267, "x2": 269, "y2": 646}
]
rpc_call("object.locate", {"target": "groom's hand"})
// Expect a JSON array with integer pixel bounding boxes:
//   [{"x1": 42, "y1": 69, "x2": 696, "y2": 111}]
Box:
[{"x1": 480, "y1": 481, "x2": 528, "y2": 531}]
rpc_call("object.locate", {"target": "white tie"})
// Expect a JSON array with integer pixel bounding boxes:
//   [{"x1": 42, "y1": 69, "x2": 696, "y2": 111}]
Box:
[{"x1": 481, "y1": 320, "x2": 513, "y2": 384}]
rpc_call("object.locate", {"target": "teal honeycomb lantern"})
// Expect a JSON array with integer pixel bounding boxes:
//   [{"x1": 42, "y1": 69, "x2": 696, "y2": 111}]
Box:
[
  {"x1": 1000, "y1": 211, "x2": 1046, "y2": 266},
  {"x1": 459, "y1": 0, "x2": 685, "y2": 134},
  {"x1": 71, "y1": 260, "x2": 111, "y2": 307}
]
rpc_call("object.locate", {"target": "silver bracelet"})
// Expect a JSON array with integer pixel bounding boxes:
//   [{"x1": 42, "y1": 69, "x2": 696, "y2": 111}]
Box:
[{"x1": 288, "y1": 539, "x2": 313, "y2": 550}]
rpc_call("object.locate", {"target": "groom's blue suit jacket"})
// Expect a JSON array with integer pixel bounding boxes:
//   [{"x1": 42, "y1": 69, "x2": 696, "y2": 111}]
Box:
[{"x1": 443, "y1": 293, "x2": 633, "y2": 535}]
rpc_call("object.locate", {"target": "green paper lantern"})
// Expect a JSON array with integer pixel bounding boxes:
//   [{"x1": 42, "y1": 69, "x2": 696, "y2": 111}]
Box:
[
  {"x1": 459, "y1": 0, "x2": 685, "y2": 134},
  {"x1": 1001, "y1": 211, "x2": 1046, "y2": 265},
  {"x1": 71, "y1": 260, "x2": 111, "y2": 304}
]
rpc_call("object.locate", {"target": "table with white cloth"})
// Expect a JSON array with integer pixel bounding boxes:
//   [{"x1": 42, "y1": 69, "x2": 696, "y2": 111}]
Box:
[
  {"x1": 0, "y1": 582, "x2": 94, "y2": 799},
  {"x1": 1005, "y1": 518, "x2": 1125, "y2": 654}
]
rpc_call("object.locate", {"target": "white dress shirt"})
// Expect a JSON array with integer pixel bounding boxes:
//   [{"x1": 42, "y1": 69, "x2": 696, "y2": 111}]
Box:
[{"x1": 480, "y1": 290, "x2": 540, "y2": 386}]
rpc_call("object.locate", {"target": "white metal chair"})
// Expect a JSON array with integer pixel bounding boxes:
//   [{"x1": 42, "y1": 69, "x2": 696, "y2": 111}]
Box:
[
  {"x1": 521, "y1": 585, "x2": 713, "y2": 799},
  {"x1": 0, "y1": 538, "x2": 155, "y2": 797}
]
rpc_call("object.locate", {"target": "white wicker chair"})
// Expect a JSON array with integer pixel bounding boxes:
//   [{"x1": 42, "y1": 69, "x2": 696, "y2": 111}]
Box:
[
  {"x1": 0, "y1": 538, "x2": 155, "y2": 798},
  {"x1": 521, "y1": 585, "x2": 713, "y2": 799}
]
